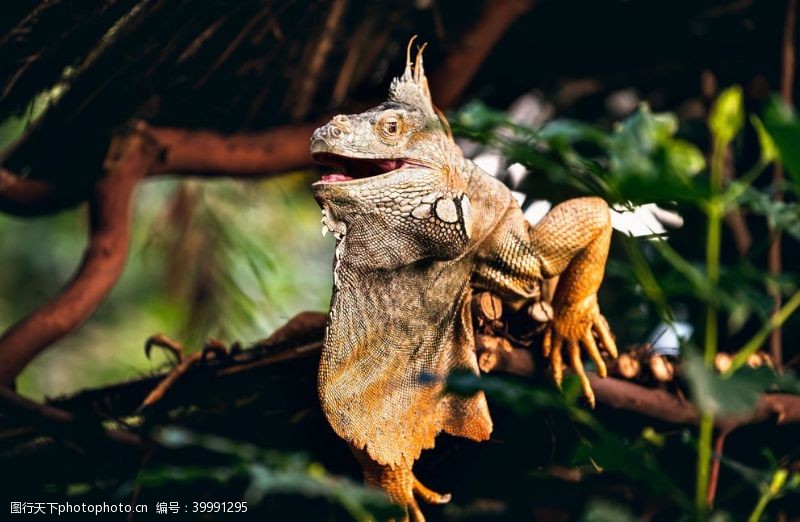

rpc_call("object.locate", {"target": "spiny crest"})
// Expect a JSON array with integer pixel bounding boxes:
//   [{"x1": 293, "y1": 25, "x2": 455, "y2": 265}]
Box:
[{"x1": 389, "y1": 36, "x2": 436, "y2": 118}]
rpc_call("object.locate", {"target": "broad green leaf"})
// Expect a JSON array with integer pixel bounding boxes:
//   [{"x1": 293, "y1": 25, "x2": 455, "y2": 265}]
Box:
[
  {"x1": 666, "y1": 139, "x2": 706, "y2": 176},
  {"x1": 682, "y1": 350, "x2": 800, "y2": 416},
  {"x1": 682, "y1": 349, "x2": 762, "y2": 415},
  {"x1": 709, "y1": 86, "x2": 744, "y2": 144},
  {"x1": 607, "y1": 105, "x2": 706, "y2": 204},
  {"x1": 762, "y1": 96, "x2": 800, "y2": 184}
]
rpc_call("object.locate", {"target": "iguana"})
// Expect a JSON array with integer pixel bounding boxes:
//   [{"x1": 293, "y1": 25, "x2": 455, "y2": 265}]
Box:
[{"x1": 310, "y1": 40, "x2": 618, "y2": 521}]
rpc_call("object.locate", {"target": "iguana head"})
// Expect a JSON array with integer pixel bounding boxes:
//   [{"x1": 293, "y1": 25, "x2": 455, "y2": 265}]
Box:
[{"x1": 310, "y1": 38, "x2": 471, "y2": 260}]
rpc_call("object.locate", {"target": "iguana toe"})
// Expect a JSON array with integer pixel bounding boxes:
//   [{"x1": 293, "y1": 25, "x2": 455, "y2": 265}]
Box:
[
  {"x1": 544, "y1": 303, "x2": 617, "y2": 407},
  {"x1": 414, "y1": 477, "x2": 451, "y2": 504}
]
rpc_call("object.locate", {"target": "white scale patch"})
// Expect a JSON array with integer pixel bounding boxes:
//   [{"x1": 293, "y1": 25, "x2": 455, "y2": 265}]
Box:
[{"x1": 434, "y1": 198, "x2": 459, "y2": 223}]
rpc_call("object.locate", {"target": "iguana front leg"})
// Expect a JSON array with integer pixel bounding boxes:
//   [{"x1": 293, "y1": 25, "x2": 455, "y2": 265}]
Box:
[
  {"x1": 474, "y1": 196, "x2": 618, "y2": 406},
  {"x1": 532, "y1": 197, "x2": 618, "y2": 406},
  {"x1": 351, "y1": 446, "x2": 451, "y2": 522}
]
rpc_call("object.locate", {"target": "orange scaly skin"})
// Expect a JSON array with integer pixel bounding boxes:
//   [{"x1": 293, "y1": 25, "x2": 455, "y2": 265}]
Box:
[{"x1": 310, "y1": 40, "x2": 617, "y2": 521}]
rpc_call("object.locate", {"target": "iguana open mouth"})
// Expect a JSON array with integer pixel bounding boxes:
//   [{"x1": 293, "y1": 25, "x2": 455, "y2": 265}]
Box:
[{"x1": 312, "y1": 153, "x2": 412, "y2": 183}]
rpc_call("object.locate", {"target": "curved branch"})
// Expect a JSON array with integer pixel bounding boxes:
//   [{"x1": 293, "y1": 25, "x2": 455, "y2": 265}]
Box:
[{"x1": 0, "y1": 133, "x2": 156, "y2": 386}]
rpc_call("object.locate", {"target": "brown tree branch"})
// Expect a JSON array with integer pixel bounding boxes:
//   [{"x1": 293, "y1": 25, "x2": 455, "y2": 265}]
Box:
[
  {"x1": 0, "y1": 168, "x2": 80, "y2": 217},
  {"x1": 430, "y1": 0, "x2": 536, "y2": 108},
  {"x1": 141, "y1": 121, "x2": 320, "y2": 179},
  {"x1": 0, "y1": 133, "x2": 156, "y2": 386},
  {"x1": 490, "y1": 346, "x2": 800, "y2": 429}
]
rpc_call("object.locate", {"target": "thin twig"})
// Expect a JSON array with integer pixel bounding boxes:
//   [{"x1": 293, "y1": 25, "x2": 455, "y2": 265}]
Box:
[{"x1": 707, "y1": 428, "x2": 731, "y2": 508}]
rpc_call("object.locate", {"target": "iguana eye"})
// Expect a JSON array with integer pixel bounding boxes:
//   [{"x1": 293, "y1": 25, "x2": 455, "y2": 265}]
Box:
[
  {"x1": 377, "y1": 112, "x2": 403, "y2": 140},
  {"x1": 384, "y1": 116, "x2": 398, "y2": 135}
]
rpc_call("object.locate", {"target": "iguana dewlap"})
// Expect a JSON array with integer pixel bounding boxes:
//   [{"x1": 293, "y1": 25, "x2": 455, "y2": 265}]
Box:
[{"x1": 310, "y1": 40, "x2": 618, "y2": 522}]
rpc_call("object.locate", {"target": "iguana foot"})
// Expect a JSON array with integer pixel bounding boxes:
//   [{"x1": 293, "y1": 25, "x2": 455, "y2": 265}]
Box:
[
  {"x1": 352, "y1": 447, "x2": 450, "y2": 522},
  {"x1": 543, "y1": 295, "x2": 618, "y2": 407}
]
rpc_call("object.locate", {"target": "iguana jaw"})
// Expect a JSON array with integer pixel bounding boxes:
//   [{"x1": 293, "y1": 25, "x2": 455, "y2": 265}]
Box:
[{"x1": 312, "y1": 152, "x2": 426, "y2": 185}]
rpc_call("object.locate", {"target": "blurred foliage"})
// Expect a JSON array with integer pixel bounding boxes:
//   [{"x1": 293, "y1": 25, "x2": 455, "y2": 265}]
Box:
[
  {"x1": 453, "y1": 99, "x2": 707, "y2": 205},
  {"x1": 682, "y1": 349, "x2": 800, "y2": 416},
  {"x1": 2, "y1": 175, "x2": 333, "y2": 399},
  {"x1": 134, "y1": 427, "x2": 401, "y2": 521},
  {"x1": 452, "y1": 93, "x2": 800, "y2": 345}
]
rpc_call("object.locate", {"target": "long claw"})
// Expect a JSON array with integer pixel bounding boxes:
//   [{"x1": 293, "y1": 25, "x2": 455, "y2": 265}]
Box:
[
  {"x1": 413, "y1": 478, "x2": 451, "y2": 505},
  {"x1": 569, "y1": 341, "x2": 595, "y2": 408},
  {"x1": 542, "y1": 328, "x2": 552, "y2": 358},
  {"x1": 582, "y1": 331, "x2": 607, "y2": 378},
  {"x1": 594, "y1": 314, "x2": 618, "y2": 358},
  {"x1": 550, "y1": 333, "x2": 563, "y2": 390}
]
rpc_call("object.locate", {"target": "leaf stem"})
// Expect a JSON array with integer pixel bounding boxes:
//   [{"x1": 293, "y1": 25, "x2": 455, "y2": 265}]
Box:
[
  {"x1": 748, "y1": 468, "x2": 788, "y2": 522},
  {"x1": 696, "y1": 138, "x2": 726, "y2": 516},
  {"x1": 695, "y1": 413, "x2": 714, "y2": 515}
]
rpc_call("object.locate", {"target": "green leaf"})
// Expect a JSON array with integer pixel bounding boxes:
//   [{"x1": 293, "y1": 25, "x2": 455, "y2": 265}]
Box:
[
  {"x1": 762, "y1": 96, "x2": 800, "y2": 184},
  {"x1": 666, "y1": 139, "x2": 706, "y2": 176},
  {"x1": 682, "y1": 349, "x2": 762, "y2": 415},
  {"x1": 738, "y1": 186, "x2": 800, "y2": 242},
  {"x1": 538, "y1": 119, "x2": 610, "y2": 148},
  {"x1": 709, "y1": 86, "x2": 744, "y2": 145},
  {"x1": 607, "y1": 104, "x2": 706, "y2": 204},
  {"x1": 750, "y1": 115, "x2": 778, "y2": 165},
  {"x1": 682, "y1": 350, "x2": 800, "y2": 416}
]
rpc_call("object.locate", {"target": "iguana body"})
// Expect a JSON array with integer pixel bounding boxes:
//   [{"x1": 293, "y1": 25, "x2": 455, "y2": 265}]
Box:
[{"x1": 310, "y1": 41, "x2": 617, "y2": 521}]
